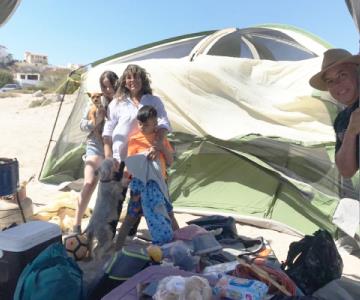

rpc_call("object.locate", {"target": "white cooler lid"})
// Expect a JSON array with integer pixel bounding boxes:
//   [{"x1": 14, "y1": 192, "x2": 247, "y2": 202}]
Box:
[{"x1": 0, "y1": 221, "x2": 61, "y2": 252}]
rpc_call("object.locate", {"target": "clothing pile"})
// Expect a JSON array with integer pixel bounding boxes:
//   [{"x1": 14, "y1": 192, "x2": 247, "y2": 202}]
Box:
[
  {"x1": 83, "y1": 216, "x2": 346, "y2": 300},
  {"x1": 9, "y1": 216, "x2": 351, "y2": 300}
]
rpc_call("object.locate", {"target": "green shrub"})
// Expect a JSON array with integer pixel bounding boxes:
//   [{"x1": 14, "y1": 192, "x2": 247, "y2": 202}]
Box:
[
  {"x1": 22, "y1": 86, "x2": 41, "y2": 93},
  {"x1": 39, "y1": 70, "x2": 66, "y2": 92},
  {"x1": 55, "y1": 73, "x2": 81, "y2": 94},
  {"x1": 0, "y1": 69, "x2": 14, "y2": 87},
  {"x1": 19, "y1": 67, "x2": 77, "y2": 94}
]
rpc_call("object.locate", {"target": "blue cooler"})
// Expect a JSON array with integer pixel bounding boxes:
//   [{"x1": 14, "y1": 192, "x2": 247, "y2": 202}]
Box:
[{"x1": 0, "y1": 221, "x2": 62, "y2": 300}]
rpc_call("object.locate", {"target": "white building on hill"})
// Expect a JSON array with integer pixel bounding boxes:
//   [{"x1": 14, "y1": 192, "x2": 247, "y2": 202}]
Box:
[{"x1": 24, "y1": 51, "x2": 48, "y2": 65}]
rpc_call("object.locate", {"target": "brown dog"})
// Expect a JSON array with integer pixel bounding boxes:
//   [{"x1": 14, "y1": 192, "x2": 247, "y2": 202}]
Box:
[
  {"x1": 84, "y1": 158, "x2": 124, "y2": 260},
  {"x1": 86, "y1": 92, "x2": 104, "y2": 140}
]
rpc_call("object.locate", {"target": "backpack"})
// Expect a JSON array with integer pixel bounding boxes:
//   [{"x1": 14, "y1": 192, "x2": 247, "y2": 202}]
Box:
[
  {"x1": 281, "y1": 229, "x2": 343, "y2": 295},
  {"x1": 87, "y1": 244, "x2": 151, "y2": 300},
  {"x1": 14, "y1": 242, "x2": 83, "y2": 300}
]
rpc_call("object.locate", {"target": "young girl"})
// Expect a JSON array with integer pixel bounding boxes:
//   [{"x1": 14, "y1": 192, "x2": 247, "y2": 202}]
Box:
[
  {"x1": 120, "y1": 105, "x2": 176, "y2": 245},
  {"x1": 73, "y1": 70, "x2": 118, "y2": 233}
]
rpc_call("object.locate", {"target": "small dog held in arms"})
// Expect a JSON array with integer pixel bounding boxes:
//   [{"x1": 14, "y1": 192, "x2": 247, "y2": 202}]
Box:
[
  {"x1": 86, "y1": 92, "x2": 104, "y2": 140},
  {"x1": 84, "y1": 159, "x2": 124, "y2": 260}
]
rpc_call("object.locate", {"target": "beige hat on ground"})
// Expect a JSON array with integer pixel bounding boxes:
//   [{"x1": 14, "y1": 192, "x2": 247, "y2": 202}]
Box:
[{"x1": 309, "y1": 48, "x2": 360, "y2": 91}]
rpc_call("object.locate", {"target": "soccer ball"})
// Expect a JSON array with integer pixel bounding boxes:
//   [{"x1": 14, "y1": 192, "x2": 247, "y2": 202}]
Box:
[{"x1": 63, "y1": 233, "x2": 89, "y2": 261}]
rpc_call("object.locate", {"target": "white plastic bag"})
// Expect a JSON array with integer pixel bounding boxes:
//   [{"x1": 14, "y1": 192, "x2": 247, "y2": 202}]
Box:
[{"x1": 153, "y1": 275, "x2": 212, "y2": 300}]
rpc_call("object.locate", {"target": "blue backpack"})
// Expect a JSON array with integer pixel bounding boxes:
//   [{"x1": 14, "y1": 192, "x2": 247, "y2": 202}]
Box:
[{"x1": 14, "y1": 242, "x2": 84, "y2": 300}]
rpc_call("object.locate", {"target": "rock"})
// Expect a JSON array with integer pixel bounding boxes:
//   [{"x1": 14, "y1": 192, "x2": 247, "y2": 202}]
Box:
[
  {"x1": 57, "y1": 94, "x2": 64, "y2": 102},
  {"x1": 29, "y1": 99, "x2": 44, "y2": 108},
  {"x1": 41, "y1": 98, "x2": 53, "y2": 106},
  {"x1": 32, "y1": 90, "x2": 43, "y2": 97}
]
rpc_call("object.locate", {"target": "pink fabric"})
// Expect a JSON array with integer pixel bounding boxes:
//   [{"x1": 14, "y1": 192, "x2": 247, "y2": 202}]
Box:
[{"x1": 173, "y1": 224, "x2": 208, "y2": 241}]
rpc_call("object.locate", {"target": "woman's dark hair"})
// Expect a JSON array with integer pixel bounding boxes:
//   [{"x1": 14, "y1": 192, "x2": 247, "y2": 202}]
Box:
[
  {"x1": 116, "y1": 64, "x2": 152, "y2": 99},
  {"x1": 99, "y1": 70, "x2": 119, "y2": 91},
  {"x1": 137, "y1": 105, "x2": 157, "y2": 123}
]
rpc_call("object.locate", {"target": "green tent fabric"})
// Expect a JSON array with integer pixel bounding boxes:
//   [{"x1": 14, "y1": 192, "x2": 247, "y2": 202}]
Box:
[{"x1": 169, "y1": 134, "x2": 340, "y2": 235}]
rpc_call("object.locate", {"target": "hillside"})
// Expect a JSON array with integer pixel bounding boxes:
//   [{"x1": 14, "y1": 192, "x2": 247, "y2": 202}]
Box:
[{"x1": 1, "y1": 62, "x2": 76, "y2": 93}]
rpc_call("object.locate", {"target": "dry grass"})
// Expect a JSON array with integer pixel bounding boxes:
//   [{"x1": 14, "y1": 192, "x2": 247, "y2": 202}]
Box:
[{"x1": 0, "y1": 92, "x2": 19, "y2": 98}]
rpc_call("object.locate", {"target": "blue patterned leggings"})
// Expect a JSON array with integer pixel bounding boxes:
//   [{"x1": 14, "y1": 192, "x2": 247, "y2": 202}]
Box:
[{"x1": 129, "y1": 178, "x2": 173, "y2": 245}]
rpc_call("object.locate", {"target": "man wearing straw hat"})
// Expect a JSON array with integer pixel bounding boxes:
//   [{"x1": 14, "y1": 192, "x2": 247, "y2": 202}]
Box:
[
  {"x1": 309, "y1": 49, "x2": 360, "y2": 300},
  {"x1": 310, "y1": 48, "x2": 360, "y2": 178}
]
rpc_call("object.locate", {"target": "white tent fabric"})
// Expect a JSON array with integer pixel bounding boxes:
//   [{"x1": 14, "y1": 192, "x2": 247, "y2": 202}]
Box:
[{"x1": 85, "y1": 55, "x2": 335, "y2": 144}]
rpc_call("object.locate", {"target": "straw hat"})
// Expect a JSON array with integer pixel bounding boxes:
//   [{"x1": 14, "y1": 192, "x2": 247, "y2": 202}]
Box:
[{"x1": 309, "y1": 48, "x2": 360, "y2": 91}]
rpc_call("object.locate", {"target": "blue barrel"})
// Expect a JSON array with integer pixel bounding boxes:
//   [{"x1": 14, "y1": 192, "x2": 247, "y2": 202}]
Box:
[{"x1": 0, "y1": 158, "x2": 19, "y2": 197}]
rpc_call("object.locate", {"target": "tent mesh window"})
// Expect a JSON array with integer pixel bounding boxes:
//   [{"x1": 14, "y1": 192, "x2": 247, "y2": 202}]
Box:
[{"x1": 207, "y1": 28, "x2": 317, "y2": 61}]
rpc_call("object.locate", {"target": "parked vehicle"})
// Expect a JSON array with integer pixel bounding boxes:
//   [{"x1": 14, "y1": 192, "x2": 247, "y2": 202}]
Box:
[{"x1": 0, "y1": 83, "x2": 21, "y2": 93}]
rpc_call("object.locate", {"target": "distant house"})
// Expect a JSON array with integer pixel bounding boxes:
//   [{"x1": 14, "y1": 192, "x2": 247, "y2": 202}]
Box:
[
  {"x1": 15, "y1": 72, "x2": 41, "y2": 87},
  {"x1": 24, "y1": 51, "x2": 48, "y2": 65}
]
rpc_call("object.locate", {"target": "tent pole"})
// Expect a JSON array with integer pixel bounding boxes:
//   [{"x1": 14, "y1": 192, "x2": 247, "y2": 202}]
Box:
[{"x1": 37, "y1": 69, "x2": 77, "y2": 180}]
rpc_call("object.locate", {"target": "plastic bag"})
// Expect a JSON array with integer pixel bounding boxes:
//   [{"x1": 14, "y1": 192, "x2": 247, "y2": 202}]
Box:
[
  {"x1": 153, "y1": 275, "x2": 212, "y2": 300},
  {"x1": 281, "y1": 229, "x2": 343, "y2": 295}
]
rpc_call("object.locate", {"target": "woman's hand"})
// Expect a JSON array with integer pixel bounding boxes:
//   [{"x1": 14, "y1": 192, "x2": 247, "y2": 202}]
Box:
[
  {"x1": 147, "y1": 146, "x2": 160, "y2": 160},
  {"x1": 147, "y1": 130, "x2": 166, "y2": 160},
  {"x1": 121, "y1": 170, "x2": 132, "y2": 186}
]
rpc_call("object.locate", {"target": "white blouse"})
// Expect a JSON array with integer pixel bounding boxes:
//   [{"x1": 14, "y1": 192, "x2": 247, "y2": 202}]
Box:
[{"x1": 102, "y1": 94, "x2": 171, "y2": 162}]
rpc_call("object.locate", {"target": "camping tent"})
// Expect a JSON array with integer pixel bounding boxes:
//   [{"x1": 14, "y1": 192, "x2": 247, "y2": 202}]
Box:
[{"x1": 40, "y1": 24, "x2": 352, "y2": 236}]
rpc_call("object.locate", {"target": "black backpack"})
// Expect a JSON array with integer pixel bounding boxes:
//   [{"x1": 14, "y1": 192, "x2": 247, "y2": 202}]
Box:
[{"x1": 281, "y1": 229, "x2": 343, "y2": 295}]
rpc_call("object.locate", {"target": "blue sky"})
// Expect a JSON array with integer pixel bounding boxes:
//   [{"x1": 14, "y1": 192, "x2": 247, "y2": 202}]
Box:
[{"x1": 1, "y1": 0, "x2": 359, "y2": 66}]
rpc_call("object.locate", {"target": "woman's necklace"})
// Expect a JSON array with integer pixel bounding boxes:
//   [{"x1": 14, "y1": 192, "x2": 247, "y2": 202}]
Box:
[{"x1": 131, "y1": 94, "x2": 141, "y2": 107}]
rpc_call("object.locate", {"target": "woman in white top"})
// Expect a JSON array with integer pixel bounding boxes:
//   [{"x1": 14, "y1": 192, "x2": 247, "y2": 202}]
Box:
[
  {"x1": 103, "y1": 64, "x2": 178, "y2": 246},
  {"x1": 103, "y1": 64, "x2": 171, "y2": 163}
]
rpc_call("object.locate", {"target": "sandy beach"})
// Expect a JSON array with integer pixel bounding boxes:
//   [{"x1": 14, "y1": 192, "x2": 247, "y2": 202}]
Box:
[
  {"x1": 0, "y1": 92, "x2": 359, "y2": 285},
  {"x1": 0, "y1": 93, "x2": 75, "y2": 203}
]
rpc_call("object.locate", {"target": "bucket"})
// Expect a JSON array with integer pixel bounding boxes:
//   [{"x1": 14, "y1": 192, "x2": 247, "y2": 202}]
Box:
[{"x1": 0, "y1": 158, "x2": 19, "y2": 197}]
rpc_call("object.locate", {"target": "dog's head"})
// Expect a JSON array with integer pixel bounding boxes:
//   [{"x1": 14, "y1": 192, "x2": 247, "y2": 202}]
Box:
[
  {"x1": 98, "y1": 158, "x2": 116, "y2": 181},
  {"x1": 86, "y1": 92, "x2": 103, "y2": 108}
]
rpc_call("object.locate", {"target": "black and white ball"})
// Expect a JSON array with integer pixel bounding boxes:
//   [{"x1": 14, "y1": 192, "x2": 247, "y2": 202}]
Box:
[{"x1": 63, "y1": 233, "x2": 89, "y2": 261}]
